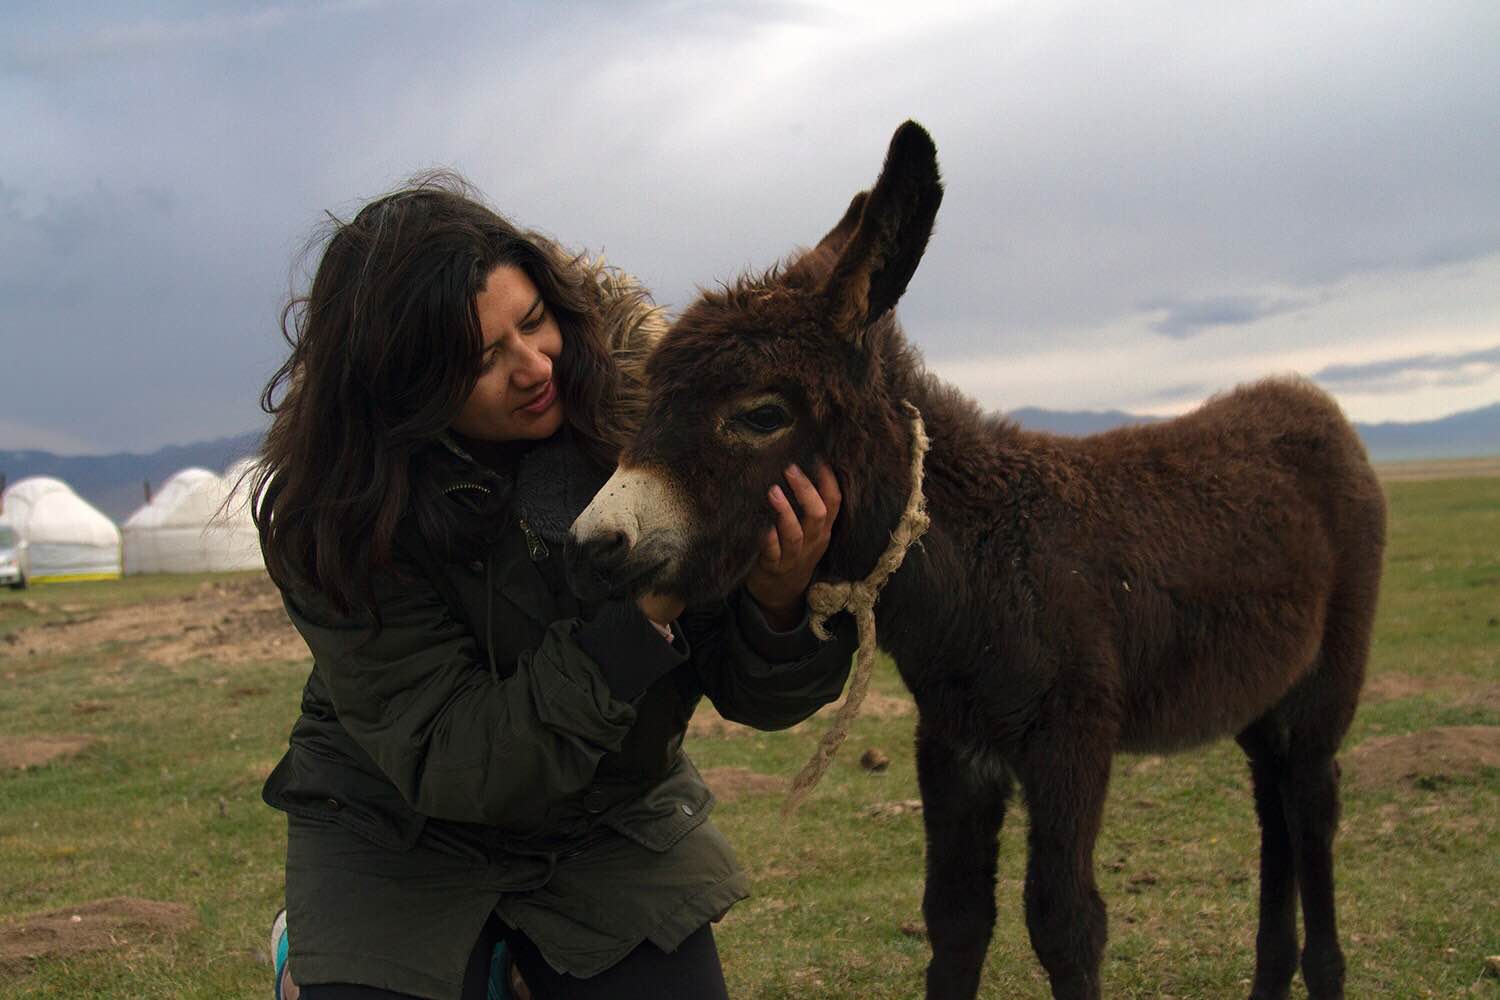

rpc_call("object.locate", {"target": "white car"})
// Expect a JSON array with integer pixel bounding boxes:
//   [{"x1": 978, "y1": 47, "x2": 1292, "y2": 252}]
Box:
[{"x1": 0, "y1": 524, "x2": 27, "y2": 589}]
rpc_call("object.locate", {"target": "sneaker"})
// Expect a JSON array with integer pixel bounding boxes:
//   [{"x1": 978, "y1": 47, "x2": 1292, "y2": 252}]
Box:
[
  {"x1": 271, "y1": 908, "x2": 298, "y2": 1000},
  {"x1": 489, "y1": 940, "x2": 533, "y2": 1000},
  {"x1": 271, "y1": 906, "x2": 516, "y2": 1000}
]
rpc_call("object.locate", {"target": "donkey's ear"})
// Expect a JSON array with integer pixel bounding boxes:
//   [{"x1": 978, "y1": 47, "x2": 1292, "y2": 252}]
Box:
[
  {"x1": 785, "y1": 191, "x2": 868, "y2": 285},
  {"x1": 821, "y1": 121, "x2": 943, "y2": 343},
  {"x1": 813, "y1": 191, "x2": 869, "y2": 259}
]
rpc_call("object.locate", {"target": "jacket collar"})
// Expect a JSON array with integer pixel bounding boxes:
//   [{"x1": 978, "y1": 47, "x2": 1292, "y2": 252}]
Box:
[
  {"x1": 433, "y1": 429, "x2": 612, "y2": 544},
  {"x1": 435, "y1": 432, "x2": 515, "y2": 496}
]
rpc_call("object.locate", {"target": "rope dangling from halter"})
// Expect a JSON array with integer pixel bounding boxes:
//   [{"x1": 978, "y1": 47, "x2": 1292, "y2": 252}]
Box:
[{"x1": 783, "y1": 400, "x2": 930, "y2": 815}]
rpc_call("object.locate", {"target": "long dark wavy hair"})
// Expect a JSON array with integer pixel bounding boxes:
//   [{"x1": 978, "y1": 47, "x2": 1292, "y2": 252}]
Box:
[{"x1": 253, "y1": 173, "x2": 638, "y2": 615}]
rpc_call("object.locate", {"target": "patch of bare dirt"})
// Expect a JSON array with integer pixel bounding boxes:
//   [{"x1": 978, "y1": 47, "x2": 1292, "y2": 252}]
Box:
[
  {"x1": 687, "y1": 705, "x2": 752, "y2": 739},
  {"x1": 8, "y1": 576, "x2": 304, "y2": 666},
  {"x1": 1363, "y1": 672, "x2": 1450, "y2": 703},
  {"x1": 0, "y1": 735, "x2": 94, "y2": 771},
  {"x1": 1362, "y1": 673, "x2": 1500, "y2": 713},
  {"x1": 1343, "y1": 726, "x2": 1500, "y2": 790},
  {"x1": 1365, "y1": 800, "x2": 1490, "y2": 841},
  {"x1": 0, "y1": 897, "x2": 196, "y2": 973},
  {"x1": 701, "y1": 766, "x2": 785, "y2": 803},
  {"x1": 1123, "y1": 755, "x2": 1166, "y2": 776},
  {"x1": 814, "y1": 690, "x2": 913, "y2": 721}
]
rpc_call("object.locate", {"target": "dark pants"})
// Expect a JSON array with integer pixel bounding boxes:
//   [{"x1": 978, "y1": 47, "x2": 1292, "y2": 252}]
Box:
[{"x1": 300, "y1": 917, "x2": 729, "y2": 1000}]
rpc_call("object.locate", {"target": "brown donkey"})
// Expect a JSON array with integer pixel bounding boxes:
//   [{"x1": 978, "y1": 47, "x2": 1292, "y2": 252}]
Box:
[{"x1": 569, "y1": 122, "x2": 1385, "y2": 1000}]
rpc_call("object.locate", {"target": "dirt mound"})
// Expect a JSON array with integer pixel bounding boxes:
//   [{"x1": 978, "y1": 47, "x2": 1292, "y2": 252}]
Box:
[
  {"x1": 0, "y1": 735, "x2": 94, "y2": 771},
  {"x1": 702, "y1": 766, "x2": 785, "y2": 803},
  {"x1": 1344, "y1": 726, "x2": 1500, "y2": 790},
  {"x1": 1363, "y1": 672, "x2": 1500, "y2": 709},
  {"x1": 0, "y1": 897, "x2": 196, "y2": 973},
  {"x1": 865, "y1": 798, "x2": 924, "y2": 818},
  {"x1": 8, "y1": 575, "x2": 305, "y2": 666},
  {"x1": 825, "y1": 691, "x2": 913, "y2": 720},
  {"x1": 1363, "y1": 673, "x2": 1451, "y2": 703},
  {"x1": 687, "y1": 705, "x2": 751, "y2": 739}
]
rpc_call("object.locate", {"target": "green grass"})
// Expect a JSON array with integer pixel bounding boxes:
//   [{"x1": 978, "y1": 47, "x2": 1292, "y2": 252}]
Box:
[{"x1": 1, "y1": 479, "x2": 1497, "y2": 997}]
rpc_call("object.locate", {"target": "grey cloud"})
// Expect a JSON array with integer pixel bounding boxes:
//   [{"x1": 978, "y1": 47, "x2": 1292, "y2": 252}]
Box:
[
  {"x1": 4, "y1": 1, "x2": 1500, "y2": 451},
  {"x1": 134, "y1": 185, "x2": 177, "y2": 217},
  {"x1": 1312, "y1": 344, "x2": 1500, "y2": 393},
  {"x1": 2, "y1": 2, "x2": 406, "y2": 75},
  {"x1": 0, "y1": 180, "x2": 180, "y2": 298},
  {"x1": 1410, "y1": 235, "x2": 1500, "y2": 271},
  {"x1": 0, "y1": 182, "x2": 100, "y2": 299},
  {"x1": 570, "y1": 0, "x2": 827, "y2": 31},
  {"x1": 0, "y1": 172, "x2": 288, "y2": 450},
  {"x1": 1146, "y1": 382, "x2": 1211, "y2": 403},
  {"x1": 1143, "y1": 295, "x2": 1312, "y2": 340},
  {"x1": 4, "y1": 9, "x2": 287, "y2": 75}
]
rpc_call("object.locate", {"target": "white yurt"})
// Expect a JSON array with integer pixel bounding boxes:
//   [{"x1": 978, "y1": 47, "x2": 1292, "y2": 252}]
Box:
[
  {"x1": 122, "y1": 462, "x2": 264, "y2": 574},
  {"x1": 0, "y1": 476, "x2": 122, "y2": 582},
  {"x1": 122, "y1": 467, "x2": 220, "y2": 574},
  {"x1": 212, "y1": 458, "x2": 264, "y2": 572}
]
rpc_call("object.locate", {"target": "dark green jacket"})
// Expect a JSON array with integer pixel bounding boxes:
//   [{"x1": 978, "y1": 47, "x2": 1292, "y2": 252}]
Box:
[{"x1": 263, "y1": 449, "x2": 857, "y2": 997}]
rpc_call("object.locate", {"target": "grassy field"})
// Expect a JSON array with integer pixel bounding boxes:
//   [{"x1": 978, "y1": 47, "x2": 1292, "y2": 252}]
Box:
[{"x1": 1, "y1": 474, "x2": 1497, "y2": 998}]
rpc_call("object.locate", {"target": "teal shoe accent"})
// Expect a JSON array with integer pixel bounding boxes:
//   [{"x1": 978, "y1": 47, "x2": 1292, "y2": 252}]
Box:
[
  {"x1": 272, "y1": 908, "x2": 509, "y2": 999},
  {"x1": 488, "y1": 940, "x2": 511, "y2": 1000},
  {"x1": 271, "y1": 909, "x2": 290, "y2": 1000}
]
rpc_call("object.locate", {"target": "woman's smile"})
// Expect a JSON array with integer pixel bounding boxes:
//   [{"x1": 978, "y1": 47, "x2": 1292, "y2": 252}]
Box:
[{"x1": 518, "y1": 379, "x2": 558, "y2": 416}]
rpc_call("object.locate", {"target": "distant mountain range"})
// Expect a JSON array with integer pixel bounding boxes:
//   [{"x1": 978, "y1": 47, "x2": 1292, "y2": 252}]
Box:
[
  {"x1": 2, "y1": 402, "x2": 1496, "y2": 522},
  {"x1": 1, "y1": 431, "x2": 263, "y2": 522},
  {"x1": 1008, "y1": 402, "x2": 1500, "y2": 464}
]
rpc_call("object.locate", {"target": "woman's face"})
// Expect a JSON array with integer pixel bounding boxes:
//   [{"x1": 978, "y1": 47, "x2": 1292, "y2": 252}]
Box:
[{"x1": 451, "y1": 264, "x2": 566, "y2": 442}]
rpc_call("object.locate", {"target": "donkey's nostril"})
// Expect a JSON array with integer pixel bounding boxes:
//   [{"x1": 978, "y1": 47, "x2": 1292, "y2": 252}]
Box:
[
  {"x1": 565, "y1": 527, "x2": 636, "y2": 600},
  {"x1": 596, "y1": 529, "x2": 628, "y2": 561},
  {"x1": 571, "y1": 528, "x2": 632, "y2": 578}
]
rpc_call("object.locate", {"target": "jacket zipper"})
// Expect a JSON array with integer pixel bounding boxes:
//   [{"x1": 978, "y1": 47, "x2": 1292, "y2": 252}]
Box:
[
  {"x1": 443, "y1": 482, "x2": 492, "y2": 495},
  {"x1": 442, "y1": 481, "x2": 548, "y2": 561},
  {"x1": 518, "y1": 517, "x2": 550, "y2": 562}
]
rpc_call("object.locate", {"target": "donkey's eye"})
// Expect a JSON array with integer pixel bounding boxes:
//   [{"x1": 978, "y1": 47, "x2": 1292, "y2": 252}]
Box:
[{"x1": 738, "y1": 404, "x2": 791, "y2": 433}]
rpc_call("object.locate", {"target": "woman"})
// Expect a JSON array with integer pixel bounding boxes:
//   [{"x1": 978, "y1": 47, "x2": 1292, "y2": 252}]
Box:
[{"x1": 254, "y1": 176, "x2": 856, "y2": 999}]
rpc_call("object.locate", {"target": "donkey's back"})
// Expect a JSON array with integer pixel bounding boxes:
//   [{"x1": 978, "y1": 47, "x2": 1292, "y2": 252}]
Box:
[{"x1": 997, "y1": 374, "x2": 1385, "y2": 752}]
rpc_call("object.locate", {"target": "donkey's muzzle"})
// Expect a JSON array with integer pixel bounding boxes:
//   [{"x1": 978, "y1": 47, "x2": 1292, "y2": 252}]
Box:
[
  {"x1": 564, "y1": 528, "x2": 631, "y2": 601},
  {"x1": 570, "y1": 464, "x2": 688, "y2": 599}
]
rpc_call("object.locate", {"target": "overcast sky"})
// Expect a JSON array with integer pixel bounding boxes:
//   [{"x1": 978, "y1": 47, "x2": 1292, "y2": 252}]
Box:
[{"x1": 3, "y1": 0, "x2": 1497, "y2": 455}]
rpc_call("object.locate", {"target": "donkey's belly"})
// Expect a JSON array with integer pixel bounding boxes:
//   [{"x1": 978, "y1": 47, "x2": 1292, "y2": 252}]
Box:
[
  {"x1": 1118, "y1": 687, "x2": 1278, "y2": 754},
  {"x1": 1117, "y1": 616, "x2": 1325, "y2": 753}
]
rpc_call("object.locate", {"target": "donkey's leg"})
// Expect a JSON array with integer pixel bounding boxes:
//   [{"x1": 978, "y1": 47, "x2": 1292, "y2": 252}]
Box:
[
  {"x1": 1236, "y1": 720, "x2": 1299, "y2": 1000},
  {"x1": 1017, "y1": 737, "x2": 1113, "y2": 1000},
  {"x1": 1282, "y1": 580, "x2": 1370, "y2": 1000},
  {"x1": 917, "y1": 728, "x2": 1012, "y2": 1000},
  {"x1": 1283, "y1": 746, "x2": 1346, "y2": 999}
]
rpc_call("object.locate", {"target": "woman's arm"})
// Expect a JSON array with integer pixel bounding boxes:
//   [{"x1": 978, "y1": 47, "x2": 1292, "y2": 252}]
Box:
[
  {"x1": 282, "y1": 548, "x2": 683, "y2": 831},
  {"x1": 680, "y1": 592, "x2": 857, "y2": 731}
]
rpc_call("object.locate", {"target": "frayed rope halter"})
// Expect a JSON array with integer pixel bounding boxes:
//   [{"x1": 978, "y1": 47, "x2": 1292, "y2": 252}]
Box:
[{"x1": 783, "y1": 400, "x2": 930, "y2": 814}]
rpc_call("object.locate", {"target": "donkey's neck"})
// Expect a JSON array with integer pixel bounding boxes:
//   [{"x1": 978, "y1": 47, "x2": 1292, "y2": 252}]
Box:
[
  {"x1": 833, "y1": 356, "x2": 1015, "y2": 564},
  {"x1": 826, "y1": 359, "x2": 1031, "y2": 690}
]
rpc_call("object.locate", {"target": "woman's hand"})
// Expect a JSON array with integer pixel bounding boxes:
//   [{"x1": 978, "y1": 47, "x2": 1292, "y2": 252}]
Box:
[
  {"x1": 745, "y1": 463, "x2": 843, "y2": 630},
  {"x1": 637, "y1": 592, "x2": 685, "y2": 628}
]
